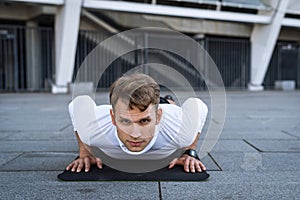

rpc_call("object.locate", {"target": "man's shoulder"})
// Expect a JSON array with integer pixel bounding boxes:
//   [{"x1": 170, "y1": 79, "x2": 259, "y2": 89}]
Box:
[
  {"x1": 159, "y1": 103, "x2": 180, "y2": 112},
  {"x1": 159, "y1": 104, "x2": 182, "y2": 126},
  {"x1": 97, "y1": 104, "x2": 112, "y2": 109},
  {"x1": 94, "y1": 104, "x2": 112, "y2": 119}
]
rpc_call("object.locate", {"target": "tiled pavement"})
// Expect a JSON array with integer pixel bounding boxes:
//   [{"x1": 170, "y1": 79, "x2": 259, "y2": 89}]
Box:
[{"x1": 0, "y1": 91, "x2": 299, "y2": 199}]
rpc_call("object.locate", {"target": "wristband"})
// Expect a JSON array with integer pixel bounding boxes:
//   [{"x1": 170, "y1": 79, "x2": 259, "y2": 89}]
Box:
[{"x1": 183, "y1": 149, "x2": 200, "y2": 160}]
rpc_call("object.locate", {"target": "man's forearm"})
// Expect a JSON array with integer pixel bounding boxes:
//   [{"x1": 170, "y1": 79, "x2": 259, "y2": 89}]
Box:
[
  {"x1": 186, "y1": 132, "x2": 200, "y2": 150},
  {"x1": 75, "y1": 131, "x2": 92, "y2": 157}
]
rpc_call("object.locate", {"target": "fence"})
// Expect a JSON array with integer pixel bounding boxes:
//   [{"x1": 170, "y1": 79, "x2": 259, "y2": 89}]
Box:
[
  {"x1": 264, "y1": 42, "x2": 300, "y2": 89},
  {"x1": 74, "y1": 31, "x2": 251, "y2": 90},
  {"x1": 204, "y1": 36, "x2": 251, "y2": 89},
  {"x1": 0, "y1": 25, "x2": 53, "y2": 92},
  {"x1": 0, "y1": 25, "x2": 299, "y2": 92}
]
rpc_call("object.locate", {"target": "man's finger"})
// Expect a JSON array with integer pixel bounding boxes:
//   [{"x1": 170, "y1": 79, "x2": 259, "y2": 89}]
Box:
[
  {"x1": 71, "y1": 161, "x2": 78, "y2": 172},
  {"x1": 66, "y1": 162, "x2": 74, "y2": 171},
  {"x1": 96, "y1": 158, "x2": 102, "y2": 169},
  {"x1": 184, "y1": 158, "x2": 190, "y2": 172},
  {"x1": 195, "y1": 161, "x2": 202, "y2": 172},
  {"x1": 199, "y1": 161, "x2": 206, "y2": 171},
  {"x1": 189, "y1": 159, "x2": 196, "y2": 173},
  {"x1": 168, "y1": 158, "x2": 178, "y2": 168},
  {"x1": 76, "y1": 160, "x2": 84, "y2": 173},
  {"x1": 84, "y1": 157, "x2": 90, "y2": 172}
]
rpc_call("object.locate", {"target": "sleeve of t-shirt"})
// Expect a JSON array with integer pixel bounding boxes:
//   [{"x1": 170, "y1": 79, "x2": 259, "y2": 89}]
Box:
[
  {"x1": 68, "y1": 95, "x2": 98, "y2": 146},
  {"x1": 178, "y1": 98, "x2": 208, "y2": 148},
  {"x1": 196, "y1": 98, "x2": 208, "y2": 133}
]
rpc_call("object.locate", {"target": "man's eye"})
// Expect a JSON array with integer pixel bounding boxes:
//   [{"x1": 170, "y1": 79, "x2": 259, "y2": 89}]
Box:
[
  {"x1": 120, "y1": 119, "x2": 131, "y2": 124},
  {"x1": 140, "y1": 119, "x2": 151, "y2": 124}
]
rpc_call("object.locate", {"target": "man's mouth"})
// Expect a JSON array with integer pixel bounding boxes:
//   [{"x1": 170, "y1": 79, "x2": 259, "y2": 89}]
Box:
[{"x1": 128, "y1": 141, "x2": 144, "y2": 147}]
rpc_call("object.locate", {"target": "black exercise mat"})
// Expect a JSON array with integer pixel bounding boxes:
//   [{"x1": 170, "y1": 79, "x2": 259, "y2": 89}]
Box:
[{"x1": 57, "y1": 164, "x2": 209, "y2": 181}]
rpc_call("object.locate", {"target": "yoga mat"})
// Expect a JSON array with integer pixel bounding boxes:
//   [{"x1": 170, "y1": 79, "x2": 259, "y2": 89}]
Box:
[{"x1": 58, "y1": 163, "x2": 209, "y2": 181}]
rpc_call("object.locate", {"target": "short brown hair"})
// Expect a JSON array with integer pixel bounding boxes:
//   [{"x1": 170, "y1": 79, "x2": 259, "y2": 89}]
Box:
[{"x1": 109, "y1": 73, "x2": 160, "y2": 111}]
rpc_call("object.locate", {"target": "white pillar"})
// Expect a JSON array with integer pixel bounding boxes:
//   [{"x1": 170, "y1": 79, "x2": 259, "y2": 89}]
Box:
[
  {"x1": 26, "y1": 21, "x2": 41, "y2": 91},
  {"x1": 249, "y1": 0, "x2": 290, "y2": 91},
  {"x1": 52, "y1": 0, "x2": 82, "y2": 93}
]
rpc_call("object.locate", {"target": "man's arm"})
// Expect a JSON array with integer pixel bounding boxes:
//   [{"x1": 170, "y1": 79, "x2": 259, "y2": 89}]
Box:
[
  {"x1": 66, "y1": 131, "x2": 102, "y2": 172},
  {"x1": 185, "y1": 131, "x2": 199, "y2": 150},
  {"x1": 168, "y1": 133, "x2": 206, "y2": 173}
]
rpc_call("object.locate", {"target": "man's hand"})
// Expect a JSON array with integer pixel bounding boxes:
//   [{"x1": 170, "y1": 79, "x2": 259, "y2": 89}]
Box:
[
  {"x1": 168, "y1": 154, "x2": 206, "y2": 173},
  {"x1": 66, "y1": 155, "x2": 102, "y2": 173},
  {"x1": 67, "y1": 131, "x2": 102, "y2": 173}
]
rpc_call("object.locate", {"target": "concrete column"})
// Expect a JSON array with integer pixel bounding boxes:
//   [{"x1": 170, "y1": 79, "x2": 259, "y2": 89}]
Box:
[
  {"x1": 52, "y1": 0, "x2": 82, "y2": 93},
  {"x1": 26, "y1": 21, "x2": 41, "y2": 91},
  {"x1": 249, "y1": 0, "x2": 290, "y2": 91}
]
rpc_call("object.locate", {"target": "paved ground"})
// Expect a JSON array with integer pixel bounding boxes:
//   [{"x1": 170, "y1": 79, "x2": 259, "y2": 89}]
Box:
[{"x1": 0, "y1": 91, "x2": 299, "y2": 199}]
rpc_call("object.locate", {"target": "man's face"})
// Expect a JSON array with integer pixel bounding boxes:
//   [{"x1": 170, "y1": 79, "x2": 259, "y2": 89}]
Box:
[{"x1": 110, "y1": 100, "x2": 162, "y2": 152}]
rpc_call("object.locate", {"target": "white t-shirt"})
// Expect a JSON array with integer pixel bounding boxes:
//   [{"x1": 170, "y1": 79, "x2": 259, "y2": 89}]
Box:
[{"x1": 69, "y1": 95, "x2": 208, "y2": 160}]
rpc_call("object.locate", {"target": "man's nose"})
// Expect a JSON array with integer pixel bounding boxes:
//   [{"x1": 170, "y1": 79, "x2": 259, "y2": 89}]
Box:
[{"x1": 129, "y1": 124, "x2": 142, "y2": 138}]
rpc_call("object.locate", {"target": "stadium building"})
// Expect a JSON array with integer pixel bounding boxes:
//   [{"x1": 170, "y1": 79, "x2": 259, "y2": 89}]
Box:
[{"x1": 0, "y1": 0, "x2": 299, "y2": 92}]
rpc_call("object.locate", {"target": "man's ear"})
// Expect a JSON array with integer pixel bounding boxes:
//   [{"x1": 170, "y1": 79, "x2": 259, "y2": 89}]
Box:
[
  {"x1": 156, "y1": 108, "x2": 162, "y2": 124},
  {"x1": 110, "y1": 109, "x2": 116, "y2": 125}
]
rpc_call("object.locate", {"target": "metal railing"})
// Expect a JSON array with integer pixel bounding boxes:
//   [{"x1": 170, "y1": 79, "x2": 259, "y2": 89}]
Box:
[
  {"x1": 1, "y1": 25, "x2": 298, "y2": 92},
  {"x1": 0, "y1": 25, "x2": 54, "y2": 92},
  {"x1": 204, "y1": 36, "x2": 250, "y2": 89},
  {"x1": 73, "y1": 31, "x2": 296, "y2": 90},
  {"x1": 264, "y1": 42, "x2": 300, "y2": 89},
  {"x1": 74, "y1": 30, "x2": 208, "y2": 90}
]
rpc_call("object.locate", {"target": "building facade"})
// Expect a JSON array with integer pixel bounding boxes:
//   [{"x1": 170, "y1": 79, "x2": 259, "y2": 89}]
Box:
[{"x1": 0, "y1": 0, "x2": 300, "y2": 92}]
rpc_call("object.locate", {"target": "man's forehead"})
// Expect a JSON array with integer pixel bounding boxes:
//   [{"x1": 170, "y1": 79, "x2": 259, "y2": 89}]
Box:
[
  {"x1": 117, "y1": 110, "x2": 153, "y2": 122},
  {"x1": 114, "y1": 101, "x2": 156, "y2": 116}
]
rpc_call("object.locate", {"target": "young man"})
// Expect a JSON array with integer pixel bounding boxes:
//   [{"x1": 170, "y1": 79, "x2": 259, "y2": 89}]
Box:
[{"x1": 67, "y1": 73, "x2": 208, "y2": 173}]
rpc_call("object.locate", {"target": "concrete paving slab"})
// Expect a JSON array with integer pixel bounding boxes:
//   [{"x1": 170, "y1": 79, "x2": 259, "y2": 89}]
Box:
[
  {"x1": 0, "y1": 95, "x2": 71, "y2": 132},
  {"x1": 200, "y1": 139, "x2": 258, "y2": 152},
  {"x1": 221, "y1": 118, "x2": 267, "y2": 131},
  {"x1": 0, "y1": 140, "x2": 78, "y2": 152},
  {"x1": 0, "y1": 152, "x2": 220, "y2": 172},
  {"x1": 245, "y1": 139, "x2": 300, "y2": 152},
  {"x1": 256, "y1": 119, "x2": 300, "y2": 130},
  {"x1": 2, "y1": 130, "x2": 75, "y2": 141},
  {"x1": 0, "y1": 132, "x2": 16, "y2": 140},
  {"x1": 0, "y1": 171, "x2": 159, "y2": 200},
  {"x1": 0, "y1": 116, "x2": 70, "y2": 132},
  {"x1": 0, "y1": 152, "x2": 77, "y2": 171},
  {"x1": 206, "y1": 130, "x2": 297, "y2": 140},
  {"x1": 221, "y1": 119, "x2": 300, "y2": 132},
  {"x1": 283, "y1": 128, "x2": 300, "y2": 139},
  {"x1": 200, "y1": 155, "x2": 220, "y2": 171},
  {"x1": 0, "y1": 152, "x2": 22, "y2": 166},
  {"x1": 161, "y1": 171, "x2": 300, "y2": 200},
  {"x1": 210, "y1": 152, "x2": 300, "y2": 172}
]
